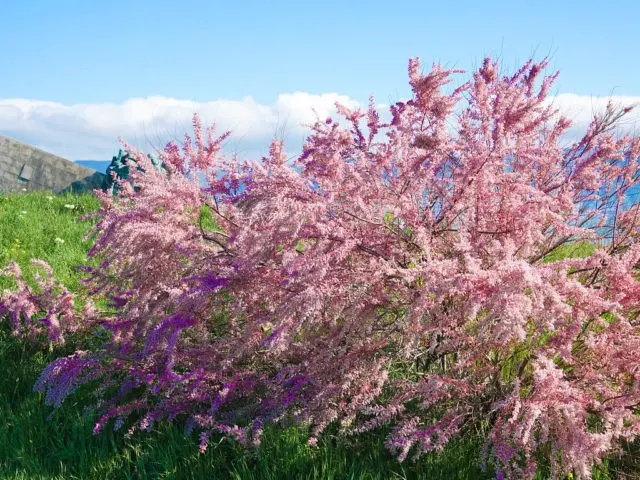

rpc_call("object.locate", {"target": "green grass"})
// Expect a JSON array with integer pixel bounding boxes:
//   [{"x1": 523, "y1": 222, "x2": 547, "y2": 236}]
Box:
[
  {"x1": 542, "y1": 240, "x2": 596, "y2": 263},
  {"x1": 0, "y1": 321, "x2": 491, "y2": 480},
  {"x1": 0, "y1": 191, "x2": 100, "y2": 291},
  {"x1": 0, "y1": 191, "x2": 635, "y2": 479}
]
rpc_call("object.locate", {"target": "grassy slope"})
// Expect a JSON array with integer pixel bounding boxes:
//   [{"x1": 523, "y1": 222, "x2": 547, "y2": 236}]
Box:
[
  {"x1": 2, "y1": 192, "x2": 637, "y2": 479},
  {"x1": 0, "y1": 192, "x2": 489, "y2": 480},
  {"x1": 0, "y1": 192, "x2": 101, "y2": 291}
]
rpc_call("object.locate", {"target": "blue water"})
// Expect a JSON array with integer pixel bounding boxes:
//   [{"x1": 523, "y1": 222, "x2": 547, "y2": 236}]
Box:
[{"x1": 75, "y1": 160, "x2": 111, "y2": 173}]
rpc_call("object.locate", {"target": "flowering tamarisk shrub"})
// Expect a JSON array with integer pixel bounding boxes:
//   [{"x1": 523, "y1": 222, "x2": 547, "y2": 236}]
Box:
[{"x1": 21, "y1": 57, "x2": 640, "y2": 479}]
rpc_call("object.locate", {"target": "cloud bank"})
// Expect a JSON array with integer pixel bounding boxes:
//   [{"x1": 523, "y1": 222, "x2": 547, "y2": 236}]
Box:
[
  {"x1": 0, "y1": 92, "x2": 638, "y2": 161},
  {"x1": 0, "y1": 93, "x2": 361, "y2": 161}
]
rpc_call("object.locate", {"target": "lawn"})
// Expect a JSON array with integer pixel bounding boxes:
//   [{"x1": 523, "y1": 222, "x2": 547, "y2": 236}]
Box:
[{"x1": 0, "y1": 191, "x2": 635, "y2": 479}]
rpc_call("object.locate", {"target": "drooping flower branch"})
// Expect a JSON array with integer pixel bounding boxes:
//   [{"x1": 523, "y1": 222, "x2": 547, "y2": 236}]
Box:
[{"x1": 0, "y1": 260, "x2": 84, "y2": 344}]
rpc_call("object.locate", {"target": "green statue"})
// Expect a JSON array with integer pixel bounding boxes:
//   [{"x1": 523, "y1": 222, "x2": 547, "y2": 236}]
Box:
[{"x1": 106, "y1": 149, "x2": 166, "y2": 194}]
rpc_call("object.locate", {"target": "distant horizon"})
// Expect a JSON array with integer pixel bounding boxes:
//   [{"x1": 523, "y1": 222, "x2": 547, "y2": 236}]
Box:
[{"x1": 74, "y1": 159, "x2": 111, "y2": 173}]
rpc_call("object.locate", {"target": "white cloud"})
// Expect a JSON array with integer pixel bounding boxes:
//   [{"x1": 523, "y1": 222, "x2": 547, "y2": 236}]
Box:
[
  {"x1": 546, "y1": 93, "x2": 640, "y2": 144},
  {"x1": 0, "y1": 92, "x2": 638, "y2": 161},
  {"x1": 0, "y1": 93, "x2": 361, "y2": 161}
]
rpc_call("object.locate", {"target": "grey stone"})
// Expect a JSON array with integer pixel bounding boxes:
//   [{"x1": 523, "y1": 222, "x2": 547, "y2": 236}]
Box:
[{"x1": 0, "y1": 135, "x2": 107, "y2": 194}]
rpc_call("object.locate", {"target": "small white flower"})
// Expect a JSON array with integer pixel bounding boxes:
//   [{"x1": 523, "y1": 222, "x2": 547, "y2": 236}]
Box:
[
  {"x1": 46, "y1": 196, "x2": 54, "y2": 201},
  {"x1": 21, "y1": 188, "x2": 27, "y2": 192},
  {"x1": 54, "y1": 237, "x2": 65, "y2": 244},
  {"x1": 63, "y1": 204, "x2": 75, "y2": 209},
  {"x1": 21, "y1": 210, "x2": 27, "y2": 214}
]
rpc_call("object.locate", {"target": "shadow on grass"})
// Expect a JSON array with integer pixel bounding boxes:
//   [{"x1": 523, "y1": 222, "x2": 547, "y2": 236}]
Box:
[{"x1": 0, "y1": 327, "x2": 490, "y2": 480}]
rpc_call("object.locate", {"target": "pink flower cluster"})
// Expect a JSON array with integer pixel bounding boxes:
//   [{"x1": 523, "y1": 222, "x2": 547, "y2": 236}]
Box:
[{"x1": 4, "y1": 57, "x2": 640, "y2": 479}]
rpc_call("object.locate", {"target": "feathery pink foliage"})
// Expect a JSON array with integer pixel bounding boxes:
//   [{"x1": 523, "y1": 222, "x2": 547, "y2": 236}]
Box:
[
  {"x1": 8, "y1": 57, "x2": 640, "y2": 478},
  {"x1": 0, "y1": 260, "x2": 82, "y2": 344}
]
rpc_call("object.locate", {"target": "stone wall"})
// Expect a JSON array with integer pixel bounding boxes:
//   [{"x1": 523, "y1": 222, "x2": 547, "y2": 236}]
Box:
[{"x1": 0, "y1": 135, "x2": 107, "y2": 194}]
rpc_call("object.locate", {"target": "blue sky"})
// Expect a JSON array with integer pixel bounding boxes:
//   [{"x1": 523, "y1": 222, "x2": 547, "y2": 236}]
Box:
[{"x1": 1, "y1": 0, "x2": 639, "y2": 160}]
